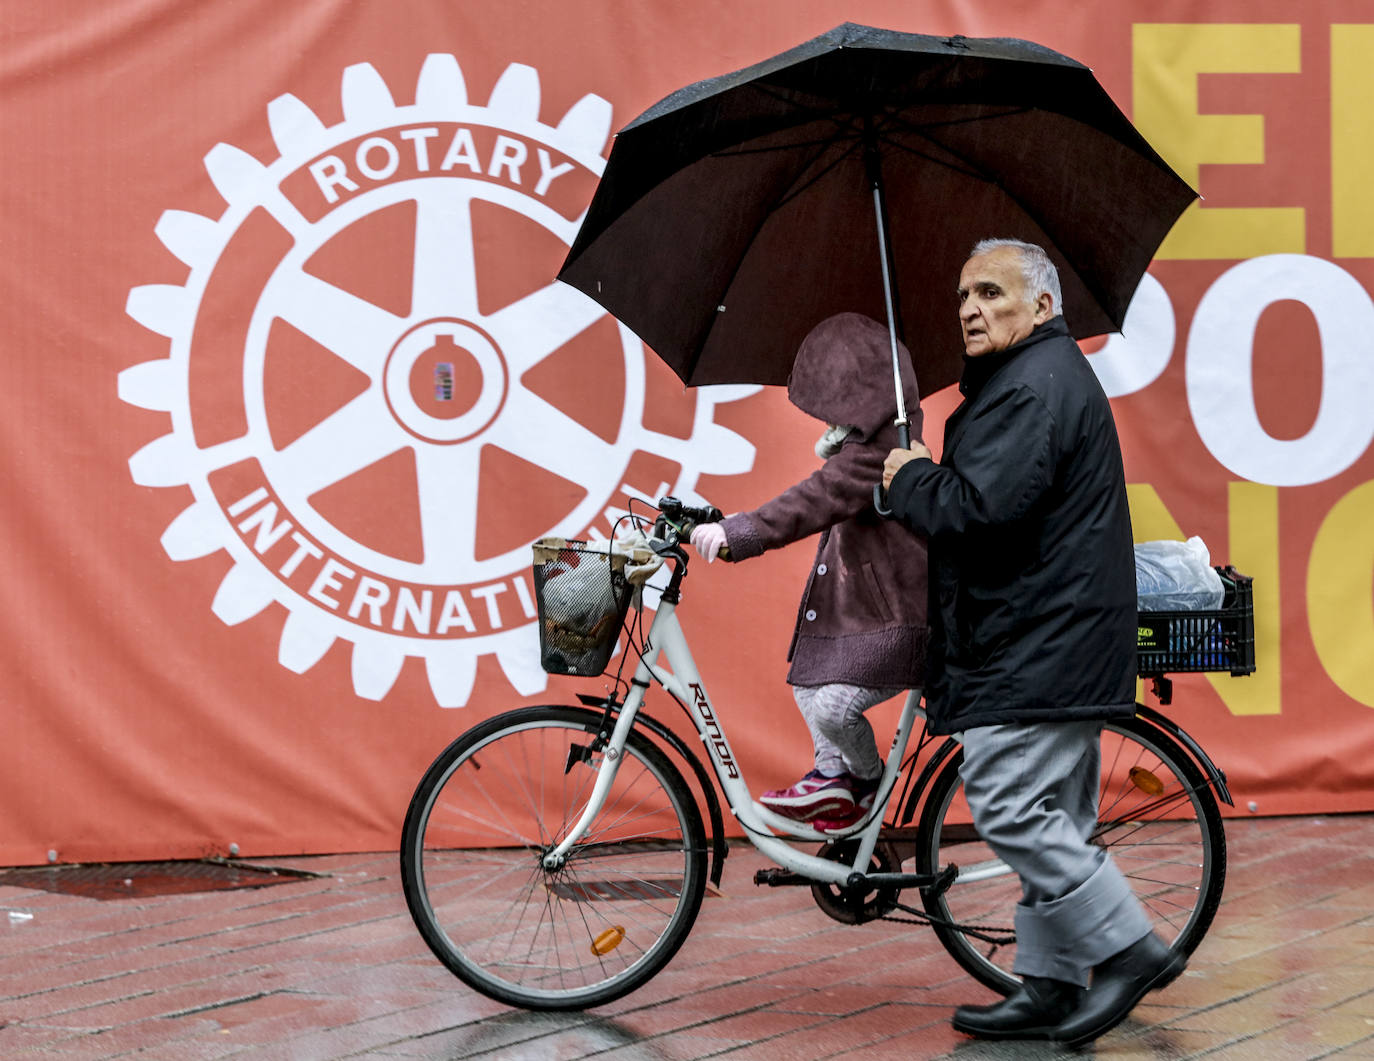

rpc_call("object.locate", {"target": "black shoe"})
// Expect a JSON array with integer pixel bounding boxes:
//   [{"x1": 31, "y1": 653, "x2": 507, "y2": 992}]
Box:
[
  {"x1": 952, "y1": 976, "x2": 1084, "y2": 1040},
  {"x1": 1054, "y1": 932, "x2": 1186, "y2": 1048}
]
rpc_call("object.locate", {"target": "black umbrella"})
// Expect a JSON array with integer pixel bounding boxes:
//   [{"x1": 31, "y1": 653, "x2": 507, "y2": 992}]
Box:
[{"x1": 558, "y1": 22, "x2": 1196, "y2": 444}]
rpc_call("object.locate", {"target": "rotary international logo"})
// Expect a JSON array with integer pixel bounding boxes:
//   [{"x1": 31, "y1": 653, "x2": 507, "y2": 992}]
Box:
[{"x1": 120, "y1": 54, "x2": 754, "y2": 706}]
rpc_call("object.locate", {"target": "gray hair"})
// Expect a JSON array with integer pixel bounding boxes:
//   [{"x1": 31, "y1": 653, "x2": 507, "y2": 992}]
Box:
[{"x1": 970, "y1": 238, "x2": 1063, "y2": 319}]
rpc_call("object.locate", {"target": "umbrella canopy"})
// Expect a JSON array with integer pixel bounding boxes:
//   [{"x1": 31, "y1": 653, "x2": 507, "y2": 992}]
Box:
[{"x1": 558, "y1": 23, "x2": 1197, "y2": 399}]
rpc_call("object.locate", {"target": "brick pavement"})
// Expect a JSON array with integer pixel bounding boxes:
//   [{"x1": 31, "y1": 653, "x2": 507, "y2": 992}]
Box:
[{"x1": 1, "y1": 815, "x2": 1372, "y2": 1060}]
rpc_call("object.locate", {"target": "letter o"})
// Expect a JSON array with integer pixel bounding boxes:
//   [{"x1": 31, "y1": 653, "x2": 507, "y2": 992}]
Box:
[
  {"x1": 355, "y1": 136, "x2": 400, "y2": 181},
  {"x1": 1084, "y1": 272, "x2": 1174, "y2": 398},
  {"x1": 1186, "y1": 254, "x2": 1374, "y2": 486}
]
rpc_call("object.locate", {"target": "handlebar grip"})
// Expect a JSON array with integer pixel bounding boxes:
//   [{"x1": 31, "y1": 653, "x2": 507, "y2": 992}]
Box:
[
  {"x1": 657, "y1": 496, "x2": 722, "y2": 525},
  {"x1": 685, "y1": 503, "x2": 723, "y2": 524}
]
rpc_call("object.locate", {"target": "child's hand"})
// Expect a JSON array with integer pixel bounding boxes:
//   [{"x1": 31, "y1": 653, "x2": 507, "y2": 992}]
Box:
[{"x1": 690, "y1": 523, "x2": 728, "y2": 563}]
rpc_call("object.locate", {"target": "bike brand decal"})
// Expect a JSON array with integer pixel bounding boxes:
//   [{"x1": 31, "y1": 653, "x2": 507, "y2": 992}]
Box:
[
  {"x1": 120, "y1": 55, "x2": 757, "y2": 708},
  {"x1": 689, "y1": 681, "x2": 738, "y2": 779}
]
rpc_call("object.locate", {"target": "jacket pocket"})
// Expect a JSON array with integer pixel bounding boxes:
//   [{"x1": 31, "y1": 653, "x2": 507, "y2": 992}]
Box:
[{"x1": 861, "y1": 562, "x2": 896, "y2": 625}]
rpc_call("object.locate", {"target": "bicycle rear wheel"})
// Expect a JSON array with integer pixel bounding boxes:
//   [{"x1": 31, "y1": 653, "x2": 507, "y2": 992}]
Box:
[
  {"x1": 400, "y1": 705, "x2": 707, "y2": 1010},
  {"x1": 914, "y1": 716, "x2": 1226, "y2": 995}
]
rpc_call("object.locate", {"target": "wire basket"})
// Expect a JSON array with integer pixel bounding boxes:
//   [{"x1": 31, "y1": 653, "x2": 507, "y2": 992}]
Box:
[
  {"x1": 532, "y1": 538, "x2": 633, "y2": 676},
  {"x1": 1137, "y1": 566, "x2": 1254, "y2": 677}
]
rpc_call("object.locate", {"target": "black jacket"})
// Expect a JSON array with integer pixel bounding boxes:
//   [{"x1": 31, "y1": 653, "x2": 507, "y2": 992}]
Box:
[{"x1": 887, "y1": 316, "x2": 1136, "y2": 736}]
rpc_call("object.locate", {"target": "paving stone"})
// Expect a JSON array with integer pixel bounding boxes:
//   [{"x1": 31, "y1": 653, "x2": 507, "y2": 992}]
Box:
[{"x1": 1, "y1": 816, "x2": 1371, "y2": 1059}]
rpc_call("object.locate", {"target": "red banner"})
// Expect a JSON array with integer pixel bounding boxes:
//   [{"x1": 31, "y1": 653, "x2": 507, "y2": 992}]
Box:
[{"x1": 2, "y1": 0, "x2": 1371, "y2": 866}]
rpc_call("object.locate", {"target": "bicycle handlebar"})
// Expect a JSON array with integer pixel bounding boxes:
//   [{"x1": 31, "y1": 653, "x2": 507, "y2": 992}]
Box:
[
  {"x1": 654, "y1": 496, "x2": 730, "y2": 563},
  {"x1": 657, "y1": 496, "x2": 722, "y2": 528}
]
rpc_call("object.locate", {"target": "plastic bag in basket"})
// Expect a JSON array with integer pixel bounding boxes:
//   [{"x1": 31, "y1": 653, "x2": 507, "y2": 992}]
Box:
[
  {"x1": 1135, "y1": 537, "x2": 1224, "y2": 611},
  {"x1": 533, "y1": 541, "x2": 630, "y2": 675}
]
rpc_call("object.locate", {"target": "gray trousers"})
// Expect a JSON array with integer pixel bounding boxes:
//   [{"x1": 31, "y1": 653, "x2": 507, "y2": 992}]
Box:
[{"x1": 959, "y1": 721, "x2": 1153, "y2": 986}]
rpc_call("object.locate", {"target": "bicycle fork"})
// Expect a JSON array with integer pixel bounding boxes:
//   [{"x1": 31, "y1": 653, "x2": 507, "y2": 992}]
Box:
[{"x1": 539, "y1": 684, "x2": 648, "y2": 870}]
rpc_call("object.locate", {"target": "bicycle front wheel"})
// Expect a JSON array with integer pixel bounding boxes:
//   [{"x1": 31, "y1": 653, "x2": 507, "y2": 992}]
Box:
[
  {"x1": 400, "y1": 706, "x2": 707, "y2": 1010},
  {"x1": 914, "y1": 716, "x2": 1226, "y2": 995}
]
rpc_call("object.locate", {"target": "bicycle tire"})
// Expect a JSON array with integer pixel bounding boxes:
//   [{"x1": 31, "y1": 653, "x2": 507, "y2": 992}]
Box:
[
  {"x1": 400, "y1": 705, "x2": 708, "y2": 1010},
  {"x1": 913, "y1": 716, "x2": 1227, "y2": 995}
]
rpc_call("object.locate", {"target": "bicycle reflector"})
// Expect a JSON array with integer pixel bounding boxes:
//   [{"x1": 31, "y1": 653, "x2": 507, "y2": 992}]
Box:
[
  {"x1": 591, "y1": 926, "x2": 626, "y2": 956},
  {"x1": 1129, "y1": 766, "x2": 1165, "y2": 796}
]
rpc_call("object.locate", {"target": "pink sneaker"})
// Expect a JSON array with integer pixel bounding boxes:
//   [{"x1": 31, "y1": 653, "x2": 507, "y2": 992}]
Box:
[
  {"x1": 759, "y1": 770, "x2": 855, "y2": 821},
  {"x1": 812, "y1": 776, "x2": 881, "y2": 832}
]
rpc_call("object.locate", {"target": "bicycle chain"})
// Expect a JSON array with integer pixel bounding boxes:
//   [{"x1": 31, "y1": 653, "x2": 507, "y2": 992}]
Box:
[{"x1": 879, "y1": 900, "x2": 1017, "y2": 946}]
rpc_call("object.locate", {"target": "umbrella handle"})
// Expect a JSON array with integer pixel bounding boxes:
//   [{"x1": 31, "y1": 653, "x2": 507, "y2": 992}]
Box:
[{"x1": 873, "y1": 421, "x2": 911, "y2": 518}]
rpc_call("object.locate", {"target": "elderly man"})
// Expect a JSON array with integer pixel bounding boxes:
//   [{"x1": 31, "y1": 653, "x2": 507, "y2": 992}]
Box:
[{"x1": 882, "y1": 239, "x2": 1182, "y2": 1047}]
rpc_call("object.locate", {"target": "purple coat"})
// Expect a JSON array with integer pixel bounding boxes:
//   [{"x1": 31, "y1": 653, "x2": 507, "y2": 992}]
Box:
[{"x1": 722, "y1": 314, "x2": 929, "y2": 689}]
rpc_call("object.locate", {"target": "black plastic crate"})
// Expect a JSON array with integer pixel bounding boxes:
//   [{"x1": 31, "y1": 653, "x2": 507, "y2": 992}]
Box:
[{"x1": 1137, "y1": 566, "x2": 1254, "y2": 677}]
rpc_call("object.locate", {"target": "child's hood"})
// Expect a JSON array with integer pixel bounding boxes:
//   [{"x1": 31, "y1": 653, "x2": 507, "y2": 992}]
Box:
[{"x1": 786, "y1": 313, "x2": 922, "y2": 439}]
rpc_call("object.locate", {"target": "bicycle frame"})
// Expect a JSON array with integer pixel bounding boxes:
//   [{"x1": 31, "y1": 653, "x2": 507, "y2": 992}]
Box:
[
  {"x1": 542, "y1": 585, "x2": 929, "y2": 889},
  {"x1": 539, "y1": 534, "x2": 1232, "y2": 897}
]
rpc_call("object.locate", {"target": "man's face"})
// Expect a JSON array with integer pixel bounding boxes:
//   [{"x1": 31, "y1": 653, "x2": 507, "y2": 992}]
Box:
[{"x1": 957, "y1": 247, "x2": 1052, "y2": 357}]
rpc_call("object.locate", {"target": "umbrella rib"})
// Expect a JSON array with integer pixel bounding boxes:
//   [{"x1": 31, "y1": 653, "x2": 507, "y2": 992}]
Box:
[
  {"x1": 712, "y1": 132, "x2": 868, "y2": 210},
  {"x1": 886, "y1": 105, "x2": 1036, "y2": 135},
  {"x1": 876, "y1": 112, "x2": 1124, "y2": 323},
  {"x1": 711, "y1": 104, "x2": 871, "y2": 215},
  {"x1": 867, "y1": 107, "x2": 1027, "y2": 182},
  {"x1": 676, "y1": 105, "x2": 868, "y2": 382},
  {"x1": 770, "y1": 137, "x2": 866, "y2": 213},
  {"x1": 712, "y1": 132, "x2": 859, "y2": 158},
  {"x1": 873, "y1": 136, "x2": 991, "y2": 182},
  {"x1": 678, "y1": 122, "x2": 863, "y2": 381}
]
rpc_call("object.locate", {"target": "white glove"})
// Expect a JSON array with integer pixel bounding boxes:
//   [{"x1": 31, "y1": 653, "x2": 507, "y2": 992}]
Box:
[{"x1": 690, "y1": 522, "x2": 728, "y2": 563}]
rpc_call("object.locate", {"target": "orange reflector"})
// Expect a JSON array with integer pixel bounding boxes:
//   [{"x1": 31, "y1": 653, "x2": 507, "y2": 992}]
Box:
[
  {"x1": 591, "y1": 926, "x2": 625, "y2": 956},
  {"x1": 1129, "y1": 766, "x2": 1165, "y2": 796}
]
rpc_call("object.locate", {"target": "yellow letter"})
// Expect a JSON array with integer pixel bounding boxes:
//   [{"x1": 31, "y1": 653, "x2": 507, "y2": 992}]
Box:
[
  {"x1": 1205, "y1": 482, "x2": 1280, "y2": 714},
  {"x1": 1134, "y1": 24, "x2": 1304, "y2": 259},
  {"x1": 1308, "y1": 480, "x2": 1374, "y2": 705},
  {"x1": 1332, "y1": 25, "x2": 1374, "y2": 257}
]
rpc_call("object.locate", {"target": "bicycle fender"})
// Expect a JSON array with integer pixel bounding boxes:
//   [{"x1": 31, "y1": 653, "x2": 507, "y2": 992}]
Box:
[
  {"x1": 897, "y1": 737, "x2": 962, "y2": 827},
  {"x1": 1134, "y1": 703, "x2": 1235, "y2": 807}
]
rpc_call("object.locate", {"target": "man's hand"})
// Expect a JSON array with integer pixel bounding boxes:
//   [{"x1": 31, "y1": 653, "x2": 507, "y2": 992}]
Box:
[{"x1": 883, "y1": 442, "x2": 933, "y2": 488}]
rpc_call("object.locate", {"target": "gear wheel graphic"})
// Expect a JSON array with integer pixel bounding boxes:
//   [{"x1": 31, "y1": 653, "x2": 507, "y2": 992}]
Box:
[{"x1": 119, "y1": 54, "x2": 756, "y2": 707}]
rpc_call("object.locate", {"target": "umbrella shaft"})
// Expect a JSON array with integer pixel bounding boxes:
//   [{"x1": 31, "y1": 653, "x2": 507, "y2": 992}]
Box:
[{"x1": 870, "y1": 179, "x2": 908, "y2": 435}]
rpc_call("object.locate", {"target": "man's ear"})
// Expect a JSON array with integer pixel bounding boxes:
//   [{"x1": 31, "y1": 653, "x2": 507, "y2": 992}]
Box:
[{"x1": 1033, "y1": 291, "x2": 1054, "y2": 325}]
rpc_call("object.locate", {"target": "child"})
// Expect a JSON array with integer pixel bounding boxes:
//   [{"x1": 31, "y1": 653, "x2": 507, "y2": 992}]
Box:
[{"x1": 690, "y1": 313, "x2": 929, "y2": 830}]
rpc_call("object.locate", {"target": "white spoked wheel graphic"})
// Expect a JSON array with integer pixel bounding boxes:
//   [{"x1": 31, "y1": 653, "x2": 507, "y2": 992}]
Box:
[{"x1": 121, "y1": 55, "x2": 756, "y2": 707}]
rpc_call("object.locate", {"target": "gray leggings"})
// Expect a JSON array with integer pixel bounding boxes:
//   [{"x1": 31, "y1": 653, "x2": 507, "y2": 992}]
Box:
[{"x1": 792, "y1": 683, "x2": 905, "y2": 780}]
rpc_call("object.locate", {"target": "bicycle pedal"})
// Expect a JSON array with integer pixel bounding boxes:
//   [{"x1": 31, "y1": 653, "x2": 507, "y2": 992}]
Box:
[
  {"x1": 922, "y1": 863, "x2": 959, "y2": 898},
  {"x1": 753, "y1": 868, "x2": 808, "y2": 887}
]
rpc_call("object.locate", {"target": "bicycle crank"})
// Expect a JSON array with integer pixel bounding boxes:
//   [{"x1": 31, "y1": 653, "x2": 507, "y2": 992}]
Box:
[{"x1": 810, "y1": 839, "x2": 903, "y2": 925}]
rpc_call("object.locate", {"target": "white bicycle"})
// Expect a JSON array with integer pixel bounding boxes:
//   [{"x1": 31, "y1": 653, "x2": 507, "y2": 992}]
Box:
[{"x1": 400, "y1": 497, "x2": 1237, "y2": 1010}]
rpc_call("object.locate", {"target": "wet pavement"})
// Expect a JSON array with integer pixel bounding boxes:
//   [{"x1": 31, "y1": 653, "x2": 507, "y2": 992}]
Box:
[{"x1": 1, "y1": 814, "x2": 1372, "y2": 1060}]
